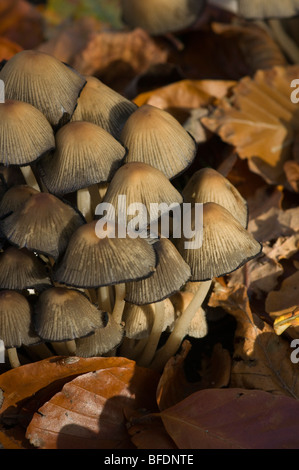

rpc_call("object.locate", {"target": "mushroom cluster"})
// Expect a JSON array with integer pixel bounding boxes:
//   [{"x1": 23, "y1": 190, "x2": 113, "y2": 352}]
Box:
[{"x1": 0, "y1": 50, "x2": 261, "y2": 371}]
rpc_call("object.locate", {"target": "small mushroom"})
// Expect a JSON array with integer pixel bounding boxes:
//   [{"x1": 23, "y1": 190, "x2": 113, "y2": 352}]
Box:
[
  {"x1": 182, "y1": 167, "x2": 248, "y2": 228},
  {"x1": 34, "y1": 287, "x2": 107, "y2": 356},
  {"x1": 171, "y1": 291, "x2": 207, "y2": 339},
  {"x1": 121, "y1": 0, "x2": 205, "y2": 36},
  {"x1": 0, "y1": 246, "x2": 51, "y2": 291},
  {"x1": 54, "y1": 220, "x2": 157, "y2": 324},
  {"x1": 0, "y1": 50, "x2": 86, "y2": 128},
  {"x1": 0, "y1": 100, "x2": 55, "y2": 190},
  {"x1": 0, "y1": 185, "x2": 39, "y2": 220},
  {"x1": 151, "y1": 202, "x2": 262, "y2": 370},
  {"x1": 120, "y1": 104, "x2": 197, "y2": 179},
  {"x1": 2, "y1": 192, "x2": 85, "y2": 261},
  {"x1": 37, "y1": 120, "x2": 126, "y2": 221},
  {"x1": 71, "y1": 75, "x2": 138, "y2": 140},
  {"x1": 101, "y1": 162, "x2": 183, "y2": 230},
  {"x1": 0, "y1": 290, "x2": 40, "y2": 368}
]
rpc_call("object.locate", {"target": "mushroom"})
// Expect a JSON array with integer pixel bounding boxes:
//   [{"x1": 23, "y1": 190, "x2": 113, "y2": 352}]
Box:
[
  {"x1": 150, "y1": 202, "x2": 262, "y2": 370},
  {"x1": 37, "y1": 120, "x2": 126, "y2": 221},
  {"x1": 0, "y1": 184, "x2": 39, "y2": 220},
  {"x1": 34, "y1": 287, "x2": 107, "y2": 356},
  {"x1": 75, "y1": 315, "x2": 124, "y2": 358},
  {"x1": 100, "y1": 162, "x2": 183, "y2": 231},
  {"x1": 53, "y1": 220, "x2": 157, "y2": 324},
  {"x1": 1, "y1": 192, "x2": 85, "y2": 262},
  {"x1": 121, "y1": 0, "x2": 206, "y2": 36},
  {"x1": 0, "y1": 100, "x2": 55, "y2": 190},
  {"x1": 120, "y1": 104, "x2": 197, "y2": 179},
  {"x1": 71, "y1": 75, "x2": 138, "y2": 140},
  {"x1": 171, "y1": 291, "x2": 208, "y2": 339},
  {"x1": 124, "y1": 238, "x2": 190, "y2": 366},
  {"x1": 182, "y1": 167, "x2": 248, "y2": 228},
  {"x1": 0, "y1": 246, "x2": 51, "y2": 291},
  {"x1": 0, "y1": 290, "x2": 40, "y2": 368},
  {"x1": 0, "y1": 50, "x2": 86, "y2": 128}
]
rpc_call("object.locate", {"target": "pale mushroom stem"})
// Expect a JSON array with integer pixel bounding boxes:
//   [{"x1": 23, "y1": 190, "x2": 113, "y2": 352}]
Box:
[
  {"x1": 65, "y1": 340, "x2": 76, "y2": 356},
  {"x1": 112, "y1": 283, "x2": 126, "y2": 324},
  {"x1": 20, "y1": 165, "x2": 41, "y2": 191},
  {"x1": 77, "y1": 188, "x2": 93, "y2": 222},
  {"x1": 97, "y1": 286, "x2": 113, "y2": 313},
  {"x1": 7, "y1": 347, "x2": 21, "y2": 368},
  {"x1": 150, "y1": 280, "x2": 212, "y2": 371},
  {"x1": 137, "y1": 301, "x2": 165, "y2": 367}
]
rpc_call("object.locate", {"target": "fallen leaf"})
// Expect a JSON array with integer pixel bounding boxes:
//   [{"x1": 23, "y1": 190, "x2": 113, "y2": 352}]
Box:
[
  {"x1": 0, "y1": 37, "x2": 22, "y2": 61},
  {"x1": 126, "y1": 410, "x2": 177, "y2": 449},
  {"x1": 209, "y1": 284, "x2": 299, "y2": 398},
  {"x1": 265, "y1": 271, "x2": 299, "y2": 338},
  {"x1": 248, "y1": 206, "x2": 299, "y2": 243},
  {"x1": 273, "y1": 308, "x2": 299, "y2": 336},
  {"x1": 160, "y1": 388, "x2": 299, "y2": 449},
  {"x1": 156, "y1": 341, "x2": 231, "y2": 411},
  {"x1": 202, "y1": 65, "x2": 299, "y2": 184},
  {"x1": 26, "y1": 361, "x2": 160, "y2": 449},
  {"x1": 71, "y1": 28, "x2": 170, "y2": 93},
  {"x1": 284, "y1": 160, "x2": 299, "y2": 192}
]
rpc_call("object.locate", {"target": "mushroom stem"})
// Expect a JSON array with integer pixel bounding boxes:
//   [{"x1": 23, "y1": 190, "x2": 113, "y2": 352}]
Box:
[
  {"x1": 268, "y1": 18, "x2": 299, "y2": 64},
  {"x1": 150, "y1": 280, "x2": 212, "y2": 371},
  {"x1": 65, "y1": 340, "x2": 76, "y2": 356},
  {"x1": 7, "y1": 347, "x2": 21, "y2": 368},
  {"x1": 77, "y1": 187, "x2": 93, "y2": 222},
  {"x1": 137, "y1": 301, "x2": 165, "y2": 367},
  {"x1": 20, "y1": 165, "x2": 41, "y2": 191},
  {"x1": 97, "y1": 286, "x2": 113, "y2": 313},
  {"x1": 112, "y1": 283, "x2": 126, "y2": 324}
]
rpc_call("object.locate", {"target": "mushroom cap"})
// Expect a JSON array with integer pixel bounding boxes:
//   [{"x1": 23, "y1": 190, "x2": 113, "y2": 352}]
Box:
[
  {"x1": 182, "y1": 167, "x2": 248, "y2": 228},
  {"x1": 120, "y1": 104, "x2": 197, "y2": 179},
  {"x1": 34, "y1": 287, "x2": 107, "y2": 342},
  {"x1": 54, "y1": 220, "x2": 157, "y2": 288},
  {"x1": 0, "y1": 290, "x2": 40, "y2": 348},
  {"x1": 101, "y1": 162, "x2": 183, "y2": 227},
  {"x1": 75, "y1": 314, "x2": 124, "y2": 356},
  {"x1": 2, "y1": 192, "x2": 85, "y2": 260},
  {"x1": 121, "y1": 0, "x2": 205, "y2": 35},
  {"x1": 38, "y1": 121, "x2": 126, "y2": 195},
  {"x1": 0, "y1": 50, "x2": 86, "y2": 127},
  {"x1": 0, "y1": 100, "x2": 55, "y2": 166},
  {"x1": 0, "y1": 246, "x2": 51, "y2": 291},
  {"x1": 0, "y1": 185, "x2": 39, "y2": 219},
  {"x1": 238, "y1": 0, "x2": 299, "y2": 19},
  {"x1": 125, "y1": 237, "x2": 191, "y2": 305},
  {"x1": 71, "y1": 75, "x2": 138, "y2": 139},
  {"x1": 175, "y1": 202, "x2": 262, "y2": 281}
]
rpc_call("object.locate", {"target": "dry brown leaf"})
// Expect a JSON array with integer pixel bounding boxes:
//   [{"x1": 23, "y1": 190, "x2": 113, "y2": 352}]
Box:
[
  {"x1": 273, "y1": 308, "x2": 299, "y2": 336},
  {"x1": 160, "y1": 388, "x2": 299, "y2": 449},
  {"x1": 209, "y1": 284, "x2": 299, "y2": 398},
  {"x1": 126, "y1": 410, "x2": 177, "y2": 449},
  {"x1": 0, "y1": 37, "x2": 22, "y2": 61},
  {"x1": 265, "y1": 271, "x2": 299, "y2": 338},
  {"x1": 284, "y1": 160, "x2": 299, "y2": 192},
  {"x1": 202, "y1": 66, "x2": 299, "y2": 185},
  {"x1": 156, "y1": 341, "x2": 231, "y2": 412},
  {"x1": 71, "y1": 28, "x2": 170, "y2": 93},
  {"x1": 0, "y1": 0, "x2": 44, "y2": 49},
  {"x1": 248, "y1": 206, "x2": 299, "y2": 243},
  {"x1": 25, "y1": 361, "x2": 160, "y2": 449}
]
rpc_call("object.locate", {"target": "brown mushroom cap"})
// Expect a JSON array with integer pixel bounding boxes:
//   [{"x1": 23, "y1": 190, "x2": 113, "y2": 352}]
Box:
[
  {"x1": 0, "y1": 246, "x2": 51, "y2": 291},
  {"x1": 0, "y1": 100, "x2": 55, "y2": 166},
  {"x1": 38, "y1": 121, "x2": 126, "y2": 195},
  {"x1": 54, "y1": 220, "x2": 157, "y2": 288},
  {"x1": 182, "y1": 167, "x2": 248, "y2": 228},
  {"x1": 2, "y1": 192, "x2": 85, "y2": 260},
  {"x1": 34, "y1": 287, "x2": 107, "y2": 342},
  {"x1": 0, "y1": 185, "x2": 39, "y2": 219},
  {"x1": 75, "y1": 314, "x2": 124, "y2": 356},
  {"x1": 238, "y1": 0, "x2": 299, "y2": 19},
  {"x1": 0, "y1": 50, "x2": 86, "y2": 127},
  {"x1": 71, "y1": 75, "x2": 138, "y2": 139},
  {"x1": 175, "y1": 202, "x2": 262, "y2": 281},
  {"x1": 101, "y1": 162, "x2": 183, "y2": 227},
  {"x1": 122, "y1": 302, "x2": 155, "y2": 339},
  {"x1": 121, "y1": 0, "x2": 205, "y2": 35},
  {"x1": 120, "y1": 104, "x2": 197, "y2": 179},
  {"x1": 0, "y1": 290, "x2": 39, "y2": 348},
  {"x1": 125, "y1": 237, "x2": 191, "y2": 305}
]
